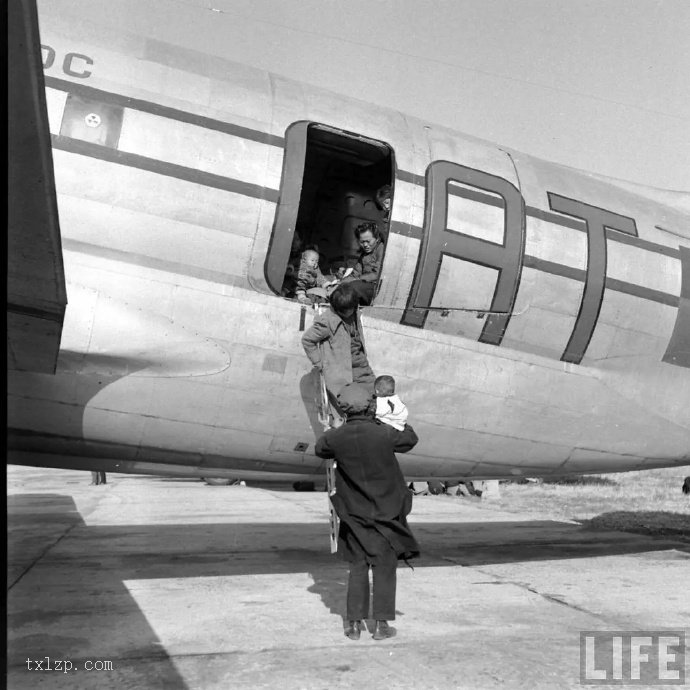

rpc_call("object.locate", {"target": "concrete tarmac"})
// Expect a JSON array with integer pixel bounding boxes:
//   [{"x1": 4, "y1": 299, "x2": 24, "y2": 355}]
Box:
[{"x1": 7, "y1": 466, "x2": 689, "y2": 689}]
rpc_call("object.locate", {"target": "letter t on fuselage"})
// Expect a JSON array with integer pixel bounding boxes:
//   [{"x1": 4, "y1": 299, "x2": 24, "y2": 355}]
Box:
[{"x1": 547, "y1": 193, "x2": 638, "y2": 364}]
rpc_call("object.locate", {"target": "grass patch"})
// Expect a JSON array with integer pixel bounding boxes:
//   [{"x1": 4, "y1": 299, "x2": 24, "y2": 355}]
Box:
[
  {"x1": 542, "y1": 475, "x2": 618, "y2": 486},
  {"x1": 485, "y1": 467, "x2": 690, "y2": 533},
  {"x1": 585, "y1": 511, "x2": 690, "y2": 539}
]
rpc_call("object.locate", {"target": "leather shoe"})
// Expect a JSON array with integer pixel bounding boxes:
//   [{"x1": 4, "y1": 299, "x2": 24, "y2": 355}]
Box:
[
  {"x1": 344, "y1": 620, "x2": 362, "y2": 640},
  {"x1": 372, "y1": 620, "x2": 392, "y2": 640}
]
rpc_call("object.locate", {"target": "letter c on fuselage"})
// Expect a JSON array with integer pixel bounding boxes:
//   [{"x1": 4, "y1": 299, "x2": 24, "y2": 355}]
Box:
[{"x1": 63, "y1": 52, "x2": 93, "y2": 79}]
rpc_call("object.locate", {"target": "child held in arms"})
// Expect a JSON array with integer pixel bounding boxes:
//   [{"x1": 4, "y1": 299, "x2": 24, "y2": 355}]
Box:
[{"x1": 374, "y1": 375, "x2": 408, "y2": 431}]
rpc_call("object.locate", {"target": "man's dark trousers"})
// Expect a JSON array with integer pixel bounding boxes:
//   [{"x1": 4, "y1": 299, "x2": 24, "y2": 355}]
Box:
[{"x1": 346, "y1": 549, "x2": 397, "y2": 621}]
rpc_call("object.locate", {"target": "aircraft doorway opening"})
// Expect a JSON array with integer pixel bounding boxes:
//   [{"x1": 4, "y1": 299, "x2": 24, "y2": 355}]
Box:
[{"x1": 265, "y1": 122, "x2": 394, "y2": 305}]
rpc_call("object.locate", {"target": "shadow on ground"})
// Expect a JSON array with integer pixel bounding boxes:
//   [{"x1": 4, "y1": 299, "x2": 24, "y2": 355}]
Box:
[{"x1": 8, "y1": 491, "x2": 689, "y2": 683}]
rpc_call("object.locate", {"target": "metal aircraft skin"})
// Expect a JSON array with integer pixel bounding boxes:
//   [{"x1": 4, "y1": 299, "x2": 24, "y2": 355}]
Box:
[{"x1": 8, "y1": 5, "x2": 690, "y2": 483}]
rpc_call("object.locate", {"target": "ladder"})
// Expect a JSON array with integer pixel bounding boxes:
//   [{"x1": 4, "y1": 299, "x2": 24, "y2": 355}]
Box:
[{"x1": 315, "y1": 307, "x2": 339, "y2": 554}]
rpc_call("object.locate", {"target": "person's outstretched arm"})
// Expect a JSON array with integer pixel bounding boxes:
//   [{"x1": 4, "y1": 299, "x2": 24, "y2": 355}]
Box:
[{"x1": 387, "y1": 423, "x2": 419, "y2": 453}]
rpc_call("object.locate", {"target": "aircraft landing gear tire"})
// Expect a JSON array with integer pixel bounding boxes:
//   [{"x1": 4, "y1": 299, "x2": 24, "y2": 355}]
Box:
[
  {"x1": 293, "y1": 481, "x2": 316, "y2": 492},
  {"x1": 202, "y1": 477, "x2": 235, "y2": 486}
]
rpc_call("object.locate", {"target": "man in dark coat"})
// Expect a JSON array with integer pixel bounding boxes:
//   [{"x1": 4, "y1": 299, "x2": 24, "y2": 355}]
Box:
[{"x1": 315, "y1": 382, "x2": 420, "y2": 641}]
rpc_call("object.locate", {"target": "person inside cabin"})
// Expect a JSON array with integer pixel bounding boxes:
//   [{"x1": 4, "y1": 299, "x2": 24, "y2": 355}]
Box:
[
  {"x1": 314, "y1": 382, "x2": 420, "y2": 641},
  {"x1": 374, "y1": 375, "x2": 408, "y2": 432},
  {"x1": 281, "y1": 232, "x2": 304, "y2": 297},
  {"x1": 302, "y1": 283, "x2": 376, "y2": 424},
  {"x1": 337, "y1": 221, "x2": 384, "y2": 306},
  {"x1": 294, "y1": 248, "x2": 338, "y2": 304},
  {"x1": 375, "y1": 184, "x2": 391, "y2": 220},
  {"x1": 363, "y1": 184, "x2": 391, "y2": 237}
]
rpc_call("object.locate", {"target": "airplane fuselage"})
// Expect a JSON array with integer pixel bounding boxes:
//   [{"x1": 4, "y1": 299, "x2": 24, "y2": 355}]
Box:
[{"x1": 8, "y1": 10, "x2": 690, "y2": 481}]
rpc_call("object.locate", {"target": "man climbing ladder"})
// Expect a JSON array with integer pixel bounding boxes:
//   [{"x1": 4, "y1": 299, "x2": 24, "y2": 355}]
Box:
[{"x1": 303, "y1": 282, "x2": 377, "y2": 553}]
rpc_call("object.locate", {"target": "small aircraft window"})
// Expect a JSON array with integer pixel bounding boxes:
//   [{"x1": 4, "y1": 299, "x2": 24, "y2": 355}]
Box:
[{"x1": 265, "y1": 122, "x2": 394, "y2": 305}]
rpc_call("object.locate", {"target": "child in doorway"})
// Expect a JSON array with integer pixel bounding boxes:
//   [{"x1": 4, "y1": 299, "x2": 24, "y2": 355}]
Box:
[
  {"x1": 374, "y1": 375, "x2": 408, "y2": 431},
  {"x1": 295, "y1": 248, "x2": 338, "y2": 304}
]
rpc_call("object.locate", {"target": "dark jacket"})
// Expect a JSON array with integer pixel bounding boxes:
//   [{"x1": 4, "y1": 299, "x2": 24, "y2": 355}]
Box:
[
  {"x1": 350, "y1": 241, "x2": 384, "y2": 283},
  {"x1": 315, "y1": 416, "x2": 420, "y2": 563}
]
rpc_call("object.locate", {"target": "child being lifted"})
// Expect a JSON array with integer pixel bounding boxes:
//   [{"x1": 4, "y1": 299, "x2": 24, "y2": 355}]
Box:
[{"x1": 374, "y1": 375, "x2": 409, "y2": 431}]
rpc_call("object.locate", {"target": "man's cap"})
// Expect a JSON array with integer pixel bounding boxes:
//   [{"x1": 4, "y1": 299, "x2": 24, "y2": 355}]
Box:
[{"x1": 336, "y1": 383, "x2": 373, "y2": 414}]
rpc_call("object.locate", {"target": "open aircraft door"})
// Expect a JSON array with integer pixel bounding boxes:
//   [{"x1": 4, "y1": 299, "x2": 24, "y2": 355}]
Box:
[{"x1": 259, "y1": 121, "x2": 395, "y2": 303}]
